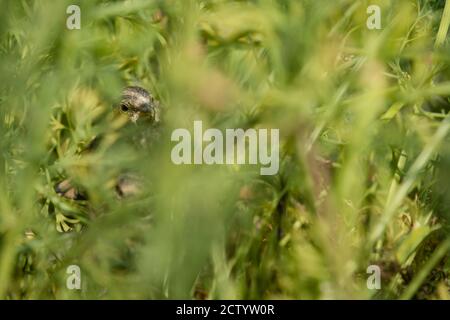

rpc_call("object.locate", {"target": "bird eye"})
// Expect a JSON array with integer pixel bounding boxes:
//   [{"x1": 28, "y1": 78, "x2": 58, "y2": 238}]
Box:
[{"x1": 120, "y1": 104, "x2": 129, "y2": 112}]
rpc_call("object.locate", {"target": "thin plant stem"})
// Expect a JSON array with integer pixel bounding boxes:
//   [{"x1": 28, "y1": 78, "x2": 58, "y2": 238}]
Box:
[{"x1": 435, "y1": 0, "x2": 450, "y2": 48}]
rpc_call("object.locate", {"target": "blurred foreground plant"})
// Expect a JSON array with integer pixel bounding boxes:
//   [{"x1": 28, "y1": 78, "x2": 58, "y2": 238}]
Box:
[{"x1": 0, "y1": 0, "x2": 449, "y2": 299}]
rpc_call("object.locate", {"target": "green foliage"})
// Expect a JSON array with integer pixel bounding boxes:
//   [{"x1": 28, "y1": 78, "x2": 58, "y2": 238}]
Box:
[{"x1": 0, "y1": 0, "x2": 449, "y2": 299}]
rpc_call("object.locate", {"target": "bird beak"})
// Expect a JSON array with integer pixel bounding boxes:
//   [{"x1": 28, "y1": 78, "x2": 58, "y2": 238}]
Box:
[
  {"x1": 149, "y1": 106, "x2": 160, "y2": 123},
  {"x1": 141, "y1": 103, "x2": 152, "y2": 113},
  {"x1": 141, "y1": 103, "x2": 160, "y2": 123},
  {"x1": 130, "y1": 112, "x2": 140, "y2": 123}
]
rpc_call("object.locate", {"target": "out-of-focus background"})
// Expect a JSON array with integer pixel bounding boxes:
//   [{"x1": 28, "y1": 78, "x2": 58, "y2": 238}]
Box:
[{"x1": 0, "y1": 0, "x2": 450, "y2": 299}]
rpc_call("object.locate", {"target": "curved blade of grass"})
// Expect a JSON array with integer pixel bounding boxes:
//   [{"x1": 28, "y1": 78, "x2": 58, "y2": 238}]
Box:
[{"x1": 369, "y1": 114, "x2": 450, "y2": 245}]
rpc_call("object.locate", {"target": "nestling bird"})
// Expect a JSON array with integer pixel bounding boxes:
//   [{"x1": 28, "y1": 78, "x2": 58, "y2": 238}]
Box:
[
  {"x1": 118, "y1": 86, "x2": 160, "y2": 124},
  {"x1": 56, "y1": 85, "x2": 161, "y2": 200}
]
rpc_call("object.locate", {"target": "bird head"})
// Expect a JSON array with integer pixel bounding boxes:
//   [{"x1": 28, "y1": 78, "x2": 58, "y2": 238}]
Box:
[{"x1": 118, "y1": 86, "x2": 160, "y2": 124}]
